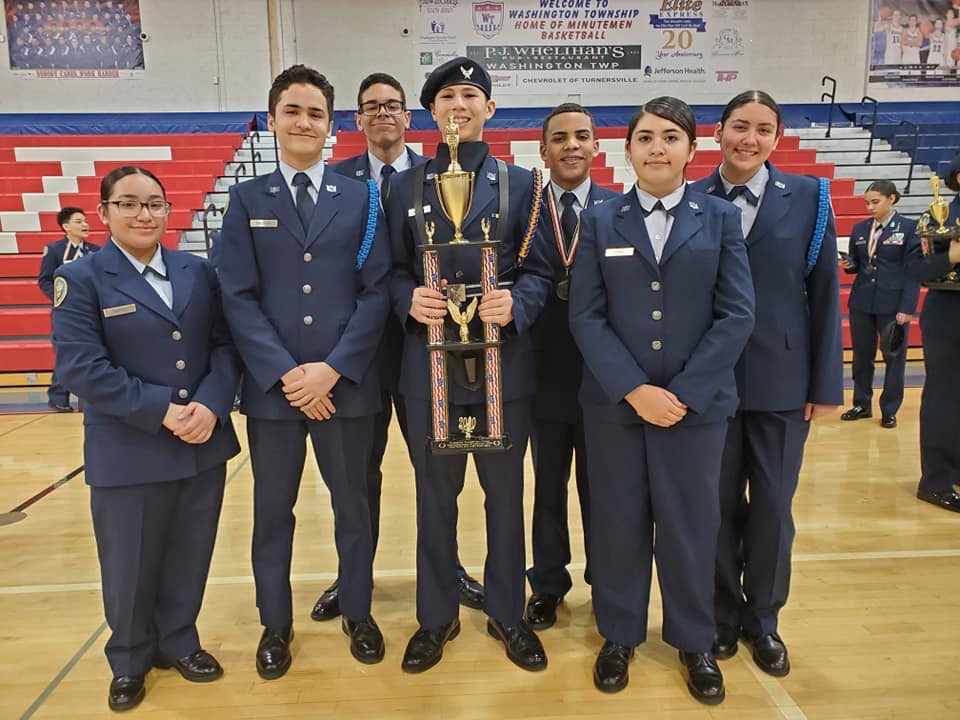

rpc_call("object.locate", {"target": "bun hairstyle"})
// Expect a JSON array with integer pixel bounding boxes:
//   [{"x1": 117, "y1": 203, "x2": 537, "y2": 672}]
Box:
[
  {"x1": 626, "y1": 96, "x2": 697, "y2": 144},
  {"x1": 865, "y1": 179, "x2": 901, "y2": 203}
]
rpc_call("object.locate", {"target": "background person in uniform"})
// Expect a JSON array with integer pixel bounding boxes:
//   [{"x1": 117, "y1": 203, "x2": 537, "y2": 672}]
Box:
[
  {"x1": 690, "y1": 90, "x2": 843, "y2": 677},
  {"x1": 908, "y1": 152, "x2": 960, "y2": 513},
  {"x1": 384, "y1": 57, "x2": 553, "y2": 674},
  {"x1": 524, "y1": 102, "x2": 619, "y2": 632},
  {"x1": 218, "y1": 64, "x2": 391, "y2": 680},
  {"x1": 51, "y1": 166, "x2": 241, "y2": 712},
  {"x1": 840, "y1": 180, "x2": 920, "y2": 428},
  {"x1": 569, "y1": 97, "x2": 754, "y2": 702},
  {"x1": 313, "y1": 72, "x2": 483, "y2": 623},
  {"x1": 38, "y1": 206, "x2": 99, "y2": 411}
]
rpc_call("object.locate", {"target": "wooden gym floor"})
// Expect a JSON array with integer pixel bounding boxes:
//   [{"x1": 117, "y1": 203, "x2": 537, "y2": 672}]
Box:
[{"x1": 0, "y1": 386, "x2": 957, "y2": 719}]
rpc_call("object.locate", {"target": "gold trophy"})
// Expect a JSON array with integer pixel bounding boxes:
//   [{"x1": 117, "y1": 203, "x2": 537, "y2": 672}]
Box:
[
  {"x1": 917, "y1": 174, "x2": 960, "y2": 288},
  {"x1": 435, "y1": 116, "x2": 474, "y2": 244},
  {"x1": 415, "y1": 115, "x2": 509, "y2": 453}
]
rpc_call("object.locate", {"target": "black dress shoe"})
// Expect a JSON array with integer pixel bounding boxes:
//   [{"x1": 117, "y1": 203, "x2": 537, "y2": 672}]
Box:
[
  {"x1": 256, "y1": 626, "x2": 294, "y2": 680},
  {"x1": 154, "y1": 649, "x2": 223, "y2": 682},
  {"x1": 524, "y1": 592, "x2": 562, "y2": 630},
  {"x1": 742, "y1": 632, "x2": 790, "y2": 677},
  {"x1": 342, "y1": 617, "x2": 385, "y2": 664},
  {"x1": 108, "y1": 675, "x2": 145, "y2": 712},
  {"x1": 457, "y1": 573, "x2": 485, "y2": 610},
  {"x1": 593, "y1": 640, "x2": 633, "y2": 693},
  {"x1": 881, "y1": 415, "x2": 897, "y2": 428},
  {"x1": 311, "y1": 580, "x2": 341, "y2": 621},
  {"x1": 916, "y1": 488, "x2": 960, "y2": 513},
  {"x1": 712, "y1": 624, "x2": 739, "y2": 660},
  {"x1": 841, "y1": 405, "x2": 872, "y2": 421},
  {"x1": 49, "y1": 401, "x2": 72, "y2": 412},
  {"x1": 486, "y1": 618, "x2": 547, "y2": 671},
  {"x1": 679, "y1": 651, "x2": 725, "y2": 705},
  {"x1": 401, "y1": 619, "x2": 460, "y2": 673}
]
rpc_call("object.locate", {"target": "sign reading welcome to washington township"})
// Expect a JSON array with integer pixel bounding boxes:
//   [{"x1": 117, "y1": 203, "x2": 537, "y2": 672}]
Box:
[{"x1": 414, "y1": 0, "x2": 751, "y2": 98}]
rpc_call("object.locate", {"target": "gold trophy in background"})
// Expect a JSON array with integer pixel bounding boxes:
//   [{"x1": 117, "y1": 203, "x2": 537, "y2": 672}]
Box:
[
  {"x1": 917, "y1": 174, "x2": 960, "y2": 288},
  {"x1": 416, "y1": 116, "x2": 509, "y2": 453}
]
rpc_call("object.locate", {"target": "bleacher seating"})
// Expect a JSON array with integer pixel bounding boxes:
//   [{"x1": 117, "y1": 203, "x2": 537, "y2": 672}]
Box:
[{"x1": 0, "y1": 132, "x2": 242, "y2": 372}]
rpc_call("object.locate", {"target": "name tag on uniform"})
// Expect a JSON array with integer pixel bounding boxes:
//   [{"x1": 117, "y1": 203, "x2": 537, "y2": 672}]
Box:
[
  {"x1": 408, "y1": 205, "x2": 431, "y2": 217},
  {"x1": 102, "y1": 303, "x2": 136, "y2": 318},
  {"x1": 605, "y1": 247, "x2": 634, "y2": 257},
  {"x1": 250, "y1": 218, "x2": 279, "y2": 228}
]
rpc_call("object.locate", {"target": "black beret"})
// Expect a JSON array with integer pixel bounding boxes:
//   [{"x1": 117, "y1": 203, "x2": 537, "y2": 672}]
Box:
[
  {"x1": 879, "y1": 320, "x2": 906, "y2": 361},
  {"x1": 419, "y1": 57, "x2": 491, "y2": 109},
  {"x1": 945, "y1": 152, "x2": 960, "y2": 193}
]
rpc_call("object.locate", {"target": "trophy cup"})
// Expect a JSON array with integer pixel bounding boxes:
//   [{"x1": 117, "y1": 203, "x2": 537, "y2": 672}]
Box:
[
  {"x1": 417, "y1": 117, "x2": 509, "y2": 453},
  {"x1": 917, "y1": 174, "x2": 960, "y2": 289}
]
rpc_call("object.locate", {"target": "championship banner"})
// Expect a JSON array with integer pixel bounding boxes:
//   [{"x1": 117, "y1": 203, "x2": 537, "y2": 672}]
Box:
[
  {"x1": 414, "y1": 0, "x2": 752, "y2": 98},
  {"x1": 5, "y1": 0, "x2": 146, "y2": 79},
  {"x1": 868, "y1": 0, "x2": 960, "y2": 87}
]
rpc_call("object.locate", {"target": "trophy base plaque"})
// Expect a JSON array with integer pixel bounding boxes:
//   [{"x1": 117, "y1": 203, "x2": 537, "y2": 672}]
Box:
[
  {"x1": 920, "y1": 226, "x2": 960, "y2": 291},
  {"x1": 430, "y1": 434, "x2": 513, "y2": 454}
]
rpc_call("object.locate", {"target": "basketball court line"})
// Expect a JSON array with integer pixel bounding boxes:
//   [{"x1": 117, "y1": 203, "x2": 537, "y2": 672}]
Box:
[{"x1": 0, "y1": 414, "x2": 47, "y2": 439}]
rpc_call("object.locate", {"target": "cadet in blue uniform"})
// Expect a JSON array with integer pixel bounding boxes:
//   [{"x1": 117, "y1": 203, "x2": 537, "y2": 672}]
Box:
[
  {"x1": 313, "y1": 72, "x2": 484, "y2": 622},
  {"x1": 690, "y1": 90, "x2": 843, "y2": 677},
  {"x1": 570, "y1": 97, "x2": 754, "y2": 702},
  {"x1": 38, "y1": 206, "x2": 99, "y2": 411},
  {"x1": 840, "y1": 180, "x2": 920, "y2": 428},
  {"x1": 218, "y1": 65, "x2": 391, "y2": 678},
  {"x1": 524, "y1": 103, "x2": 619, "y2": 631},
  {"x1": 909, "y1": 153, "x2": 960, "y2": 513},
  {"x1": 51, "y1": 166, "x2": 241, "y2": 712},
  {"x1": 384, "y1": 57, "x2": 552, "y2": 673}
]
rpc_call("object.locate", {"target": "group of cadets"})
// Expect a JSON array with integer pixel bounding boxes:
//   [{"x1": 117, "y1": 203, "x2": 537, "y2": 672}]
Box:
[{"x1": 46, "y1": 57, "x2": 960, "y2": 713}]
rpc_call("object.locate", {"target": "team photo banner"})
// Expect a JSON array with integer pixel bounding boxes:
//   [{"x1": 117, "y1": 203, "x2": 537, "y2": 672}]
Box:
[{"x1": 868, "y1": 0, "x2": 960, "y2": 87}]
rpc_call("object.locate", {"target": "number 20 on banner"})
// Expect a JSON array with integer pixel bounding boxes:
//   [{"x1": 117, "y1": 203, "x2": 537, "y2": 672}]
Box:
[{"x1": 662, "y1": 30, "x2": 693, "y2": 49}]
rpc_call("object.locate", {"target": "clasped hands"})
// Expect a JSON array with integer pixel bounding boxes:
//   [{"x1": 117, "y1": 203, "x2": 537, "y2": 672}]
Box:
[
  {"x1": 409, "y1": 282, "x2": 514, "y2": 327},
  {"x1": 625, "y1": 384, "x2": 688, "y2": 427},
  {"x1": 163, "y1": 401, "x2": 217, "y2": 444},
  {"x1": 281, "y1": 362, "x2": 341, "y2": 421}
]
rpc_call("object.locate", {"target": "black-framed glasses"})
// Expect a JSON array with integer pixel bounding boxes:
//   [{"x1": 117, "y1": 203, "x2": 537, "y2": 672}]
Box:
[
  {"x1": 358, "y1": 100, "x2": 405, "y2": 116},
  {"x1": 104, "y1": 200, "x2": 172, "y2": 217}
]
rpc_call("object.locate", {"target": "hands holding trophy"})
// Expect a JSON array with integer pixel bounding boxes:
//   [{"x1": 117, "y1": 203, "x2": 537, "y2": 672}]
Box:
[{"x1": 917, "y1": 174, "x2": 960, "y2": 288}]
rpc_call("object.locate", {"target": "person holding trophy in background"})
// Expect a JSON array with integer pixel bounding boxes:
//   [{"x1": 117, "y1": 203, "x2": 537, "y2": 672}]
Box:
[
  {"x1": 384, "y1": 57, "x2": 553, "y2": 673},
  {"x1": 908, "y1": 154, "x2": 960, "y2": 513}
]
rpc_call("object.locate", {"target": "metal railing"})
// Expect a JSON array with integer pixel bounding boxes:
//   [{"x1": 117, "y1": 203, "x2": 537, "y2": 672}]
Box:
[
  {"x1": 897, "y1": 120, "x2": 919, "y2": 194},
  {"x1": 820, "y1": 76, "x2": 837, "y2": 139},
  {"x1": 859, "y1": 95, "x2": 879, "y2": 163}
]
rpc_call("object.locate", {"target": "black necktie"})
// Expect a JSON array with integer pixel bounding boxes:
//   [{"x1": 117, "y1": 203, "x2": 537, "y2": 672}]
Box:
[
  {"x1": 560, "y1": 191, "x2": 578, "y2": 249},
  {"x1": 727, "y1": 184, "x2": 759, "y2": 206},
  {"x1": 641, "y1": 200, "x2": 670, "y2": 217},
  {"x1": 380, "y1": 164, "x2": 396, "y2": 181},
  {"x1": 142, "y1": 265, "x2": 168, "y2": 281},
  {"x1": 292, "y1": 172, "x2": 315, "y2": 231}
]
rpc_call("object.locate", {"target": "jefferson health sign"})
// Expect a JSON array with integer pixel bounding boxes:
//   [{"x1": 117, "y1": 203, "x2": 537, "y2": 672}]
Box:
[{"x1": 414, "y1": 0, "x2": 752, "y2": 98}]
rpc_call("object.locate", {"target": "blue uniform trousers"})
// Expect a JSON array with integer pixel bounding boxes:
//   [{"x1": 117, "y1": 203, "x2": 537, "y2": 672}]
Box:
[
  {"x1": 90, "y1": 465, "x2": 225, "y2": 676},
  {"x1": 716, "y1": 409, "x2": 809, "y2": 638},
  {"x1": 248, "y1": 415, "x2": 374, "y2": 628},
  {"x1": 586, "y1": 417, "x2": 726, "y2": 653},
  {"x1": 849, "y1": 308, "x2": 910, "y2": 417},
  {"x1": 918, "y1": 291, "x2": 960, "y2": 495},
  {"x1": 527, "y1": 416, "x2": 591, "y2": 597},
  {"x1": 405, "y1": 397, "x2": 529, "y2": 629}
]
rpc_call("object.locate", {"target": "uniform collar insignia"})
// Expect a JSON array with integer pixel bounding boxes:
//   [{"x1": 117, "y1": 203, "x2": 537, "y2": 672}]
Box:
[
  {"x1": 355, "y1": 169, "x2": 365, "y2": 176},
  {"x1": 325, "y1": 184, "x2": 337, "y2": 192},
  {"x1": 486, "y1": 171, "x2": 497, "y2": 181},
  {"x1": 268, "y1": 185, "x2": 281, "y2": 195},
  {"x1": 688, "y1": 201, "x2": 699, "y2": 210},
  {"x1": 774, "y1": 180, "x2": 786, "y2": 189}
]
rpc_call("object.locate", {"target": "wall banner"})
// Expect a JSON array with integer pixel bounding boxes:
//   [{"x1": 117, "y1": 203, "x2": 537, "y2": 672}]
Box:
[
  {"x1": 868, "y1": 0, "x2": 960, "y2": 87},
  {"x1": 414, "y1": 0, "x2": 752, "y2": 97}
]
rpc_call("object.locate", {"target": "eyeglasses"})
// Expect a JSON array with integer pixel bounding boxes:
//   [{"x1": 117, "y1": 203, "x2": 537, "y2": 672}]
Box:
[
  {"x1": 104, "y1": 200, "x2": 172, "y2": 217},
  {"x1": 358, "y1": 100, "x2": 405, "y2": 116}
]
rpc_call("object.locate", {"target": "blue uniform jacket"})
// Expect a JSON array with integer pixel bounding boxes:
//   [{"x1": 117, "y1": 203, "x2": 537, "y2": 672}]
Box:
[
  {"x1": 691, "y1": 163, "x2": 844, "y2": 411},
  {"x1": 38, "y1": 237, "x2": 100, "y2": 300},
  {"x1": 384, "y1": 148, "x2": 553, "y2": 404},
  {"x1": 51, "y1": 242, "x2": 241, "y2": 487},
  {"x1": 218, "y1": 168, "x2": 391, "y2": 419},
  {"x1": 531, "y1": 181, "x2": 620, "y2": 422},
  {"x1": 907, "y1": 194, "x2": 960, "y2": 283},
  {"x1": 845, "y1": 212, "x2": 921, "y2": 315},
  {"x1": 328, "y1": 146, "x2": 426, "y2": 186},
  {"x1": 569, "y1": 186, "x2": 755, "y2": 426}
]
